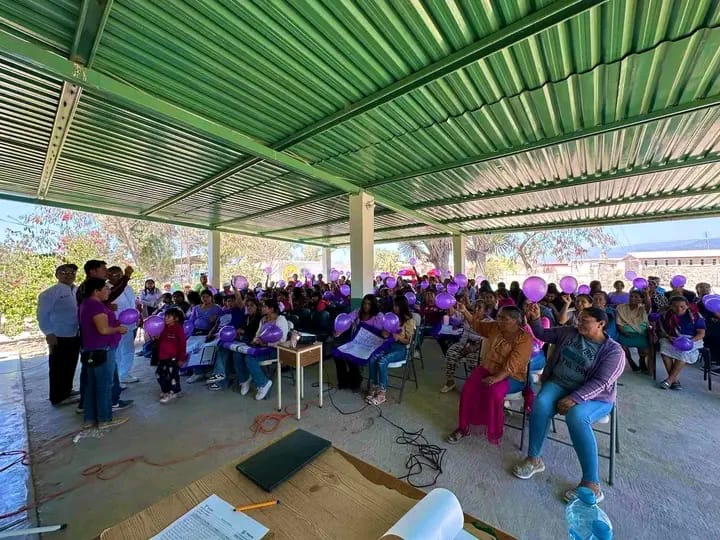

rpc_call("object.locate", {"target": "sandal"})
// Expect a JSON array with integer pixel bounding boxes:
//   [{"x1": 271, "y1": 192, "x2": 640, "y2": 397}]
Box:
[
  {"x1": 369, "y1": 392, "x2": 387, "y2": 406},
  {"x1": 658, "y1": 379, "x2": 671, "y2": 390},
  {"x1": 446, "y1": 429, "x2": 468, "y2": 444},
  {"x1": 365, "y1": 386, "x2": 378, "y2": 403}
]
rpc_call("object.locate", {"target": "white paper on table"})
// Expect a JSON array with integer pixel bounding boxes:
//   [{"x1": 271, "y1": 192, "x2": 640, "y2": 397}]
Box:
[
  {"x1": 380, "y1": 488, "x2": 466, "y2": 540},
  {"x1": 150, "y1": 494, "x2": 268, "y2": 540}
]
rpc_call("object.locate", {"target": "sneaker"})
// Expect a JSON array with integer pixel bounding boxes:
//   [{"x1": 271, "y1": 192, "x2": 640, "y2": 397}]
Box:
[
  {"x1": 55, "y1": 395, "x2": 80, "y2": 406},
  {"x1": 120, "y1": 376, "x2": 139, "y2": 384},
  {"x1": 160, "y1": 393, "x2": 178, "y2": 404},
  {"x1": 186, "y1": 373, "x2": 204, "y2": 384},
  {"x1": 512, "y1": 459, "x2": 546, "y2": 480},
  {"x1": 81, "y1": 422, "x2": 95, "y2": 430},
  {"x1": 112, "y1": 399, "x2": 134, "y2": 411},
  {"x1": 255, "y1": 380, "x2": 272, "y2": 400},
  {"x1": 440, "y1": 381, "x2": 456, "y2": 393},
  {"x1": 563, "y1": 486, "x2": 605, "y2": 504},
  {"x1": 208, "y1": 383, "x2": 223, "y2": 391},
  {"x1": 98, "y1": 416, "x2": 129, "y2": 430},
  {"x1": 239, "y1": 378, "x2": 251, "y2": 396},
  {"x1": 75, "y1": 406, "x2": 84, "y2": 415},
  {"x1": 205, "y1": 374, "x2": 225, "y2": 385},
  {"x1": 670, "y1": 382, "x2": 683, "y2": 391}
]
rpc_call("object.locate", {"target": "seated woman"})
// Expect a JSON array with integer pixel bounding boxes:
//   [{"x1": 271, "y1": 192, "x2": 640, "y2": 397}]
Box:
[
  {"x1": 187, "y1": 289, "x2": 222, "y2": 335},
  {"x1": 235, "y1": 298, "x2": 289, "y2": 400},
  {"x1": 512, "y1": 304, "x2": 624, "y2": 503},
  {"x1": 558, "y1": 294, "x2": 593, "y2": 327},
  {"x1": 436, "y1": 304, "x2": 464, "y2": 356},
  {"x1": 366, "y1": 296, "x2": 416, "y2": 406},
  {"x1": 440, "y1": 304, "x2": 489, "y2": 393},
  {"x1": 592, "y1": 291, "x2": 618, "y2": 340},
  {"x1": 333, "y1": 294, "x2": 382, "y2": 392},
  {"x1": 657, "y1": 296, "x2": 705, "y2": 390},
  {"x1": 608, "y1": 280, "x2": 629, "y2": 306},
  {"x1": 446, "y1": 306, "x2": 533, "y2": 445},
  {"x1": 615, "y1": 290, "x2": 650, "y2": 372},
  {"x1": 206, "y1": 295, "x2": 247, "y2": 390}
]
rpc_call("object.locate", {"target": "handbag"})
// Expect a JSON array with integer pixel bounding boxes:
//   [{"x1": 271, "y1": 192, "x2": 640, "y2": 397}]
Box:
[{"x1": 80, "y1": 348, "x2": 108, "y2": 367}]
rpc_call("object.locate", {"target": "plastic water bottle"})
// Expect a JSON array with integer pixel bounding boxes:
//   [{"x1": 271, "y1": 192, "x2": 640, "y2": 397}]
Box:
[{"x1": 566, "y1": 487, "x2": 613, "y2": 539}]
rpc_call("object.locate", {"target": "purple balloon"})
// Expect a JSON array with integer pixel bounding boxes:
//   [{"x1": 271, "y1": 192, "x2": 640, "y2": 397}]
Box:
[
  {"x1": 577, "y1": 284, "x2": 591, "y2": 295},
  {"x1": 118, "y1": 308, "x2": 139, "y2": 325},
  {"x1": 334, "y1": 313, "x2": 352, "y2": 334},
  {"x1": 522, "y1": 276, "x2": 548, "y2": 303},
  {"x1": 383, "y1": 312, "x2": 401, "y2": 333},
  {"x1": 258, "y1": 323, "x2": 283, "y2": 343},
  {"x1": 447, "y1": 282, "x2": 459, "y2": 295},
  {"x1": 323, "y1": 291, "x2": 333, "y2": 301},
  {"x1": 672, "y1": 335, "x2": 693, "y2": 352},
  {"x1": 277, "y1": 279, "x2": 286, "y2": 288},
  {"x1": 386, "y1": 277, "x2": 397, "y2": 289},
  {"x1": 182, "y1": 320, "x2": 194, "y2": 335},
  {"x1": 704, "y1": 296, "x2": 720, "y2": 313},
  {"x1": 340, "y1": 284, "x2": 351, "y2": 296},
  {"x1": 144, "y1": 315, "x2": 164, "y2": 337},
  {"x1": 405, "y1": 292, "x2": 417, "y2": 305},
  {"x1": 436, "y1": 284, "x2": 444, "y2": 292},
  {"x1": 218, "y1": 325, "x2": 236, "y2": 343},
  {"x1": 232, "y1": 275, "x2": 249, "y2": 290},
  {"x1": 294, "y1": 280, "x2": 303, "y2": 288},
  {"x1": 454, "y1": 273, "x2": 468, "y2": 288},
  {"x1": 329, "y1": 269, "x2": 340, "y2": 282},
  {"x1": 409, "y1": 257, "x2": 417, "y2": 265},
  {"x1": 633, "y1": 277, "x2": 648, "y2": 289},
  {"x1": 670, "y1": 275, "x2": 687, "y2": 288},
  {"x1": 420, "y1": 280, "x2": 429, "y2": 290},
  {"x1": 624, "y1": 270, "x2": 637, "y2": 280},
  {"x1": 648, "y1": 312, "x2": 661, "y2": 322},
  {"x1": 559, "y1": 276, "x2": 578, "y2": 295},
  {"x1": 435, "y1": 292, "x2": 456, "y2": 310}
]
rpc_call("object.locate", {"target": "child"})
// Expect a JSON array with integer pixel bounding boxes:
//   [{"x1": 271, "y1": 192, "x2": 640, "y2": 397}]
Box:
[{"x1": 156, "y1": 308, "x2": 187, "y2": 403}]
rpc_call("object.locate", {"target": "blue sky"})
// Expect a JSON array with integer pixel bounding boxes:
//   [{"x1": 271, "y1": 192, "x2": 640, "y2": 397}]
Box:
[{"x1": 1, "y1": 200, "x2": 719, "y2": 250}]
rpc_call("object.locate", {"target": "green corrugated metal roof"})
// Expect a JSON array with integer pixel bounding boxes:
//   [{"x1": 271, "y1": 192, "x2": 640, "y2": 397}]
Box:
[{"x1": 0, "y1": 0, "x2": 719, "y2": 246}]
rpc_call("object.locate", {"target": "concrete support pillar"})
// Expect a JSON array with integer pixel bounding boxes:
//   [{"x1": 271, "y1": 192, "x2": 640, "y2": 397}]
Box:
[
  {"x1": 349, "y1": 192, "x2": 374, "y2": 308},
  {"x1": 322, "y1": 247, "x2": 332, "y2": 281},
  {"x1": 208, "y1": 230, "x2": 221, "y2": 289},
  {"x1": 452, "y1": 234, "x2": 466, "y2": 276}
]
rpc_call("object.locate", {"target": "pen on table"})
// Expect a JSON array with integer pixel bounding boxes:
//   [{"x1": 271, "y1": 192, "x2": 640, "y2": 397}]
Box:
[{"x1": 234, "y1": 499, "x2": 280, "y2": 512}]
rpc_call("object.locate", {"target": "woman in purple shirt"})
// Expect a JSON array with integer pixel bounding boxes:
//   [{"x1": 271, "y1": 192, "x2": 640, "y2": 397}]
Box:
[
  {"x1": 512, "y1": 304, "x2": 625, "y2": 504},
  {"x1": 188, "y1": 289, "x2": 223, "y2": 335},
  {"x1": 78, "y1": 278, "x2": 128, "y2": 430}
]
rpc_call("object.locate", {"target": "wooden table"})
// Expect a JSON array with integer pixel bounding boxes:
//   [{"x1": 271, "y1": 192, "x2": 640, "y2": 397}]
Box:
[
  {"x1": 276, "y1": 343, "x2": 323, "y2": 420},
  {"x1": 100, "y1": 432, "x2": 515, "y2": 540}
]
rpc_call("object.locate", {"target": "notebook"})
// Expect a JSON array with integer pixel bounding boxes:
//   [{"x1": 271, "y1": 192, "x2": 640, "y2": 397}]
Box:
[{"x1": 236, "y1": 429, "x2": 331, "y2": 492}]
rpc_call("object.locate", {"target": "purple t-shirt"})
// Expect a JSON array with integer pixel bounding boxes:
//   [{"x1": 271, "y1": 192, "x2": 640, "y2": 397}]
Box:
[{"x1": 79, "y1": 299, "x2": 121, "y2": 349}]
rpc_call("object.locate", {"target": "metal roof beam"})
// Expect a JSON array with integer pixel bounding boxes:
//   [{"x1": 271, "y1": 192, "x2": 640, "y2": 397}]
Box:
[
  {"x1": 438, "y1": 182, "x2": 720, "y2": 225},
  {"x1": 262, "y1": 208, "x2": 395, "y2": 236},
  {"x1": 0, "y1": 30, "x2": 457, "y2": 235},
  {"x1": 367, "y1": 96, "x2": 720, "y2": 188},
  {"x1": 408, "y1": 154, "x2": 720, "y2": 211},
  {"x1": 215, "y1": 192, "x2": 340, "y2": 228},
  {"x1": 141, "y1": 0, "x2": 603, "y2": 217},
  {"x1": 38, "y1": 0, "x2": 113, "y2": 200}
]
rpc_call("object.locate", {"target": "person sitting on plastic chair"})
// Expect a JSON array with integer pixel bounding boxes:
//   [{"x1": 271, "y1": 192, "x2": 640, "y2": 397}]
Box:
[{"x1": 512, "y1": 304, "x2": 624, "y2": 504}]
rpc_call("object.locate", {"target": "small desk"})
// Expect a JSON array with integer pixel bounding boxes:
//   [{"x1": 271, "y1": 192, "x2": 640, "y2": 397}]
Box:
[
  {"x1": 99, "y1": 432, "x2": 516, "y2": 539},
  {"x1": 276, "y1": 342, "x2": 323, "y2": 420}
]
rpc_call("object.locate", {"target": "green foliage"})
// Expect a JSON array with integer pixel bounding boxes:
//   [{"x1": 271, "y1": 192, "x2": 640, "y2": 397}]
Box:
[
  {"x1": 374, "y1": 248, "x2": 403, "y2": 274},
  {"x1": 220, "y1": 233, "x2": 292, "y2": 287}
]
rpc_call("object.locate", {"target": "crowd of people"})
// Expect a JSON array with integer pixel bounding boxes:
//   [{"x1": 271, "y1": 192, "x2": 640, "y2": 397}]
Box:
[{"x1": 36, "y1": 261, "x2": 717, "y2": 503}]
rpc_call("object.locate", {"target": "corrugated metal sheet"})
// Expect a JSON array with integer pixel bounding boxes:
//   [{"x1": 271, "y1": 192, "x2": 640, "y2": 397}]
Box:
[{"x1": 0, "y1": 0, "x2": 79, "y2": 56}]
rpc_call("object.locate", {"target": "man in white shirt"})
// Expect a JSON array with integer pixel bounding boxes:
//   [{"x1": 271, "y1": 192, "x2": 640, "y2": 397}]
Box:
[
  {"x1": 108, "y1": 266, "x2": 139, "y2": 384},
  {"x1": 37, "y1": 263, "x2": 80, "y2": 405}
]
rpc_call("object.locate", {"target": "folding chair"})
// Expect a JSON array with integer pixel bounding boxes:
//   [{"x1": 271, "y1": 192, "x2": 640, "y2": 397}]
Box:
[
  {"x1": 503, "y1": 366, "x2": 543, "y2": 450},
  {"x1": 549, "y1": 403, "x2": 620, "y2": 485},
  {"x1": 386, "y1": 329, "x2": 420, "y2": 403},
  {"x1": 700, "y1": 347, "x2": 714, "y2": 390}
]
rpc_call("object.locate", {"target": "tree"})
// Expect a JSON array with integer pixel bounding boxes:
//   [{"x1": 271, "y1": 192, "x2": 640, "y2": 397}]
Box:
[
  {"x1": 466, "y1": 234, "x2": 512, "y2": 277},
  {"x1": 374, "y1": 248, "x2": 402, "y2": 274},
  {"x1": 399, "y1": 238, "x2": 452, "y2": 271},
  {"x1": 220, "y1": 233, "x2": 293, "y2": 286}
]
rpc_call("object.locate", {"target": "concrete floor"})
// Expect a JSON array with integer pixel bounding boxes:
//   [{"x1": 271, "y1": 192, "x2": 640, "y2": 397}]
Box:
[{"x1": 5, "y1": 339, "x2": 720, "y2": 539}]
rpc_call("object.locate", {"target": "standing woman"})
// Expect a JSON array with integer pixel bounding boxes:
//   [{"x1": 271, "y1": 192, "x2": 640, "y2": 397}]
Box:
[
  {"x1": 78, "y1": 278, "x2": 129, "y2": 430},
  {"x1": 366, "y1": 296, "x2": 416, "y2": 406},
  {"x1": 657, "y1": 296, "x2": 705, "y2": 390},
  {"x1": 615, "y1": 290, "x2": 650, "y2": 372},
  {"x1": 140, "y1": 279, "x2": 162, "y2": 318}
]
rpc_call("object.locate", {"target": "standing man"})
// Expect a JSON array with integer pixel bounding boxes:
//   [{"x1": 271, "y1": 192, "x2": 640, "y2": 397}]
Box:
[
  {"x1": 108, "y1": 266, "x2": 139, "y2": 384},
  {"x1": 37, "y1": 263, "x2": 81, "y2": 405}
]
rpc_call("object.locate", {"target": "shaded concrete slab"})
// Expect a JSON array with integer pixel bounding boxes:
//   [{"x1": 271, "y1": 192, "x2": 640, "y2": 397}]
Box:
[
  {"x1": 0, "y1": 351, "x2": 36, "y2": 538},
  {"x1": 16, "y1": 342, "x2": 720, "y2": 539}
]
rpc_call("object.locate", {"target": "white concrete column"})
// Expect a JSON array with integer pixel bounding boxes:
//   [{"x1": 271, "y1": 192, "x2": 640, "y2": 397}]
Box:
[
  {"x1": 452, "y1": 234, "x2": 466, "y2": 275},
  {"x1": 322, "y1": 247, "x2": 332, "y2": 280},
  {"x1": 208, "y1": 230, "x2": 221, "y2": 289},
  {"x1": 349, "y1": 192, "x2": 374, "y2": 308}
]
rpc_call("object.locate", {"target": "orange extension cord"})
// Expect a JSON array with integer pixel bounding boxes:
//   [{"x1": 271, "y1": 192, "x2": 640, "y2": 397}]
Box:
[{"x1": 0, "y1": 403, "x2": 310, "y2": 521}]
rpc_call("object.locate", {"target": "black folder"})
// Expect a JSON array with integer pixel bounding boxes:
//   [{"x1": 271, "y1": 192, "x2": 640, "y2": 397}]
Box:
[{"x1": 236, "y1": 429, "x2": 331, "y2": 492}]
